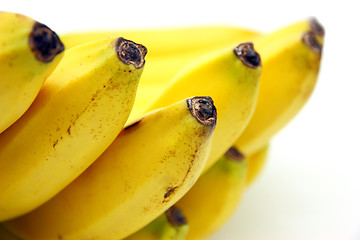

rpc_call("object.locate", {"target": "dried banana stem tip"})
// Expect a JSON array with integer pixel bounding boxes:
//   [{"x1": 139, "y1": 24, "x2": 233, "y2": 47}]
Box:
[
  {"x1": 310, "y1": 17, "x2": 325, "y2": 37},
  {"x1": 29, "y1": 22, "x2": 64, "y2": 63},
  {"x1": 187, "y1": 96, "x2": 217, "y2": 127},
  {"x1": 234, "y1": 42, "x2": 261, "y2": 68},
  {"x1": 225, "y1": 147, "x2": 245, "y2": 162},
  {"x1": 302, "y1": 31, "x2": 323, "y2": 54},
  {"x1": 166, "y1": 206, "x2": 188, "y2": 227},
  {"x1": 116, "y1": 38, "x2": 147, "y2": 69}
]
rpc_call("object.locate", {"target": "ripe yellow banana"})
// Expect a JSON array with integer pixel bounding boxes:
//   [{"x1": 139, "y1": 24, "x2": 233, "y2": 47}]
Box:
[
  {"x1": 0, "y1": 11, "x2": 64, "y2": 133},
  {"x1": 233, "y1": 18, "x2": 324, "y2": 156},
  {"x1": 4, "y1": 96, "x2": 217, "y2": 240},
  {"x1": 60, "y1": 26, "x2": 261, "y2": 118},
  {"x1": 0, "y1": 37, "x2": 146, "y2": 221},
  {"x1": 245, "y1": 144, "x2": 269, "y2": 186},
  {"x1": 125, "y1": 206, "x2": 188, "y2": 240},
  {"x1": 175, "y1": 147, "x2": 247, "y2": 240},
  {"x1": 144, "y1": 42, "x2": 262, "y2": 173}
]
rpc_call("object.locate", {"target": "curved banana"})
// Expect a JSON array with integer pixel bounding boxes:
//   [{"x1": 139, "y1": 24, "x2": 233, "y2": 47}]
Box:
[
  {"x1": 175, "y1": 147, "x2": 247, "y2": 240},
  {"x1": 4, "y1": 96, "x2": 217, "y2": 240},
  {"x1": 0, "y1": 11, "x2": 64, "y2": 133},
  {"x1": 0, "y1": 37, "x2": 146, "y2": 221},
  {"x1": 61, "y1": 25, "x2": 261, "y2": 118},
  {"x1": 125, "y1": 206, "x2": 188, "y2": 240},
  {"x1": 245, "y1": 144, "x2": 269, "y2": 186},
  {"x1": 144, "y1": 42, "x2": 262, "y2": 173},
  {"x1": 233, "y1": 18, "x2": 324, "y2": 156}
]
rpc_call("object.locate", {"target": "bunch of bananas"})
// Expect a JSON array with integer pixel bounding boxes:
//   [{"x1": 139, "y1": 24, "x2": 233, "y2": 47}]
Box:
[{"x1": 0, "y1": 10, "x2": 324, "y2": 240}]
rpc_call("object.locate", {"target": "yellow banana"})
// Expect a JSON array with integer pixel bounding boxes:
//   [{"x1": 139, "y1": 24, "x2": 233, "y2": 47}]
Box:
[
  {"x1": 3, "y1": 96, "x2": 217, "y2": 240},
  {"x1": 233, "y1": 18, "x2": 324, "y2": 156},
  {"x1": 176, "y1": 147, "x2": 247, "y2": 240},
  {"x1": 144, "y1": 42, "x2": 262, "y2": 173},
  {"x1": 0, "y1": 11, "x2": 64, "y2": 133},
  {"x1": 246, "y1": 144, "x2": 269, "y2": 186},
  {"x1": 61, "y1": 26, "x2": 261, "y2": 118},
  {"x1": 0, "y1": 37, "x2": 146, "y2": 221},
  {"x1": 125, "y1": 206, "x2": 188, "y2": 240}
]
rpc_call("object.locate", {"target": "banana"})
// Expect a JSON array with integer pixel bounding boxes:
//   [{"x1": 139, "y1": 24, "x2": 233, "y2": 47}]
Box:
[
  {"x1": 61, "y1": 26, "x2": 261, "y2": 118},
  {"x1": 0, "y1": 11, "x2": 64, "y2": 133},
  {"x1": 233, "y1": 18, "x2": 324, "y2": 156},
  {"x1": 125, "y1": 206, "x2": 188, "y2": 240},
  {"x1": 175, "y1": 147, "x2": 247, "y2": 240},
  {"x1": 0, "y1": 37, "x2": 146, "y2": 221},
  {"x1": 3, "y1": 96, "x2": 217, "y2": 240},
  {"x1": 144, "y1": 42, "x2": 262, "y2": 173},
  {"x1": 246, "y1": 144, "x2": 269, "y2": 186}
]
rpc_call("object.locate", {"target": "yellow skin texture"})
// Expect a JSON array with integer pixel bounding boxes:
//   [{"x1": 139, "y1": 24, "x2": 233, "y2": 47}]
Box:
[
  {"x1": 176, "y1": 150, "x2": 247, "y2": 240},
  {"x1": 4, "y1": 98, "x2": 216, "y2": 240},
  {"x1": 0, "y1": 37, "x2": 144, "y2": 221},
  {"x1": 0, "y1": 11, "x2": 64, "y2": 133},
  {"x1": 125, "y1": 211, "x2": 188, "y2": 240},
  {"x1": 60, "y1": 26, "x2": 261, "y2": 120},
  {"x1": 245, "y1": 144, "x2": 269, "y2": 186},
  {"x1": 147, "y1": 45, "x2": 261, "y2": 174},
  {"x1": 233, "y1": 20, "x2": 324, "y2": 156}
]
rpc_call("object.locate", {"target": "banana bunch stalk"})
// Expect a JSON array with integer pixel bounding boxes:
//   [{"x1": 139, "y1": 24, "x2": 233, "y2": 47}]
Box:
[{"x1": 0, "y1": 10, "x2": 324, "y2": 240}]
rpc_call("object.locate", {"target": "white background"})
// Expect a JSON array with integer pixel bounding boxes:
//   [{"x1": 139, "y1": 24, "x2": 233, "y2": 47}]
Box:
[{"x1": 2, "y1": 1, "x2": 360, "y2": 239}]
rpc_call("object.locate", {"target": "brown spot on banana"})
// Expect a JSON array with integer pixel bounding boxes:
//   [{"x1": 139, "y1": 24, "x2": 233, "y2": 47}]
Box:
[
  {"x1": 116, "y1": 38, "x2": 147, "y2": 69},
  {"x1": 226, "y1": 147, "x2": 245, "y2": 162},
  {"x1": 29, "y1": 22, "x2": 64, "y2": 62},
  {"x1": 166, "y1": 206, "x2": 188, "y2": 227},
  {"x1": 53, "y1": 139, "x2": 59, "y2": 148},
  {"x1": 233, "y1": 42, "x2": 261, "y2": 68},
  {"x1": 302, "y1": 31, "x2": 323, "y2": 54},
  {"x1": 310, "y1": 17, "x2": 325, "y2": 37},
  {"x1": 164, "y1": 186, "x2": 179, "y2": 200}
]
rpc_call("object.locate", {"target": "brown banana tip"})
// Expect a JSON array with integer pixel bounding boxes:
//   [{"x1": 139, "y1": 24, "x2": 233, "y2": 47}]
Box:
[
  {"x1": 310, "y1": 17, "x2": 325, "y2": 37},
  {"x1": 302, "y1": 31, "x2": 322, "y2": 54},
  {"x1": 234, "y1": 42, "x2": 261, "y2": 68},
  {"x1": 116, "y1": 37, "x2": 147, "y2": 69},
  {"x1": 225, "y1": 147, "x2": 245, "y2": 162},
  {"x1": 187, "y1": 96, "x2": 217, "y2": 127},
  {"x1": 166, "y1": 206, "x2": 188, "y2": 227},
  {"x1": 29, "y1": 22, "x2": 64, "y2": 63}
]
